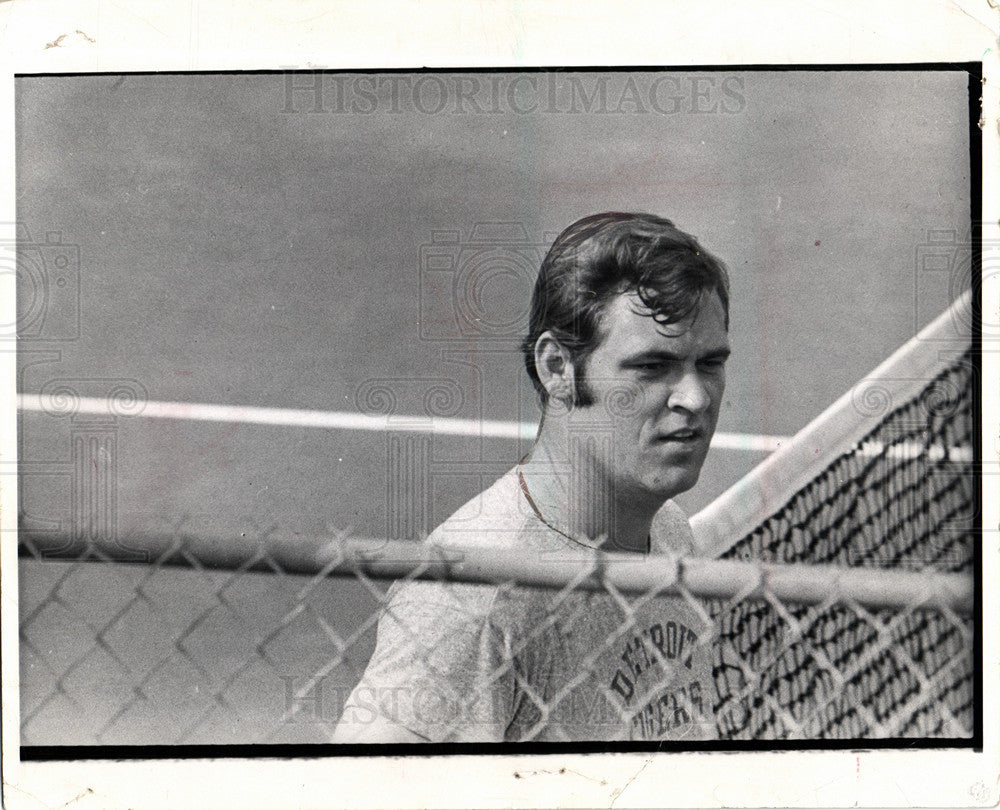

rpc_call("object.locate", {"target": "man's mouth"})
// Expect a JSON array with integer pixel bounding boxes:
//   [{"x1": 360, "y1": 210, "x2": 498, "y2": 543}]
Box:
[{"x1": 657, "y1": 428, "x2": 703, "y2": 443}]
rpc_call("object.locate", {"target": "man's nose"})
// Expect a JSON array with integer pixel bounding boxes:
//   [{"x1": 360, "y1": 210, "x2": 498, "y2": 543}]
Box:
[{"x1": 667, "y1": 370, "x2": 711, "y2": 414}]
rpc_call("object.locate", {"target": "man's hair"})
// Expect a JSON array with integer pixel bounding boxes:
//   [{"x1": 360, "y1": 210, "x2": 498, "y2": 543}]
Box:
[{"x1": 521, "y1": 212, "x2": 730, "y2": 407}]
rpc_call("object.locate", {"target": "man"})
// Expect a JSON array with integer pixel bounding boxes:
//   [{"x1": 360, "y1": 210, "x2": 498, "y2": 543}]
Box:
[{"x1": 334, "y1": 212, "x2": 730, "y2": 742}]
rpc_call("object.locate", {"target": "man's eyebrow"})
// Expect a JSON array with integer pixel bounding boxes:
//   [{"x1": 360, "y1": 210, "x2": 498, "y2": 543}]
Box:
[{"x1": 621, "y1": 347, "x2": 731, "y2": 364}]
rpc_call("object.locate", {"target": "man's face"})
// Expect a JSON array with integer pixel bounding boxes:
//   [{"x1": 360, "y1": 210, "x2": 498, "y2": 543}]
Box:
[{"x1": 565, "y1": 290, "x2": 729, "y2": 503}]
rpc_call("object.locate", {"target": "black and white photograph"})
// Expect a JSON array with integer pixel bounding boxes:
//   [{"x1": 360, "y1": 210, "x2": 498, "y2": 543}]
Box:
[{"x1": 2, "y1": 3, "x2": 997, "y2": 809}]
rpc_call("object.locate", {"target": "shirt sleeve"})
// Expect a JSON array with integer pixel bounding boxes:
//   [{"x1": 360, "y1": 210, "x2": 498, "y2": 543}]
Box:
[{"x1": 338, "y1": 580, "x2": 517, "y2": 742}]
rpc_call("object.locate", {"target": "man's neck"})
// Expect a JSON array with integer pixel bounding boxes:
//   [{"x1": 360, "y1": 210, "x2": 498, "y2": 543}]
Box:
[{"x1": 519, "y1": 431, "x2": 661, "y2": 554}]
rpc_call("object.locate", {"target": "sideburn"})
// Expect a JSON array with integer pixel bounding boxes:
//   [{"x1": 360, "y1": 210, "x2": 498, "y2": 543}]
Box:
[{"x1": 572, "y1": 361, "x2": 598, "y2": 408}]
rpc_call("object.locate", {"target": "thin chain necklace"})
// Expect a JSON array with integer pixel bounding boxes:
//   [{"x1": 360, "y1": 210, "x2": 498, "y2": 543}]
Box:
[{"x1": 516, "y1": 468, "x2": 650, "y2": 554}]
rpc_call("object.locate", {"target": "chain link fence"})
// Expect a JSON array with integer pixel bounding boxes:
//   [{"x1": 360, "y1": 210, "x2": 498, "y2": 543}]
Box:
[{"x1": 18, "y1": 526, "x2": 974, "y2": 746}]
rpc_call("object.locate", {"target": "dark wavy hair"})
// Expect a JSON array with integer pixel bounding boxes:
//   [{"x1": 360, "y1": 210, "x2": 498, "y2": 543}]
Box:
[{"x1": 521, "y1": 212, "x2": 730, "y2": 407}]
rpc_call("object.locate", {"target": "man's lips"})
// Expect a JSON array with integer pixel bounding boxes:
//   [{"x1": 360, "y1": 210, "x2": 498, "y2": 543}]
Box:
[{"x1": 656, "y1": 427, "x2": 704, "y2": 442}]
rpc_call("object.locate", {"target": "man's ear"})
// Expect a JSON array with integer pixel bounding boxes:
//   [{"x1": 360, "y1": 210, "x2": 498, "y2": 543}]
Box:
[{"x1": 534, "y1": 331, "x2": 576, "y2": 406}]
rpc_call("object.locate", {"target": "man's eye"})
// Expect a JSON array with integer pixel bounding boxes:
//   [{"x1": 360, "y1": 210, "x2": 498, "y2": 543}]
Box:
[{"x1": 698, "y1": 359, "x2": 727, "y2": 371}]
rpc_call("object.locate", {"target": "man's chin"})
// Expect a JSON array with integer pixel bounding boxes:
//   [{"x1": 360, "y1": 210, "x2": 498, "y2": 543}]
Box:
[{"x1": 643, "y1": 468, "x2": 701, "y2": 501}]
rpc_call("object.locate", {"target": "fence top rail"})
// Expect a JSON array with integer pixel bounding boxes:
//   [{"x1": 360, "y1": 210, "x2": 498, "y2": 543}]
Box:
[{"x1": 19, "y1": 530, "x2": 974, "y2": 614}]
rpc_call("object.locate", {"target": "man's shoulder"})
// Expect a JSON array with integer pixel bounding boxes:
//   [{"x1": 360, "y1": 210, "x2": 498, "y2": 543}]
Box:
[
  {"x1": 650, "y1": 500, "x2": 696, "y2": 556},
  {"x1": 427, "y1": 467, "x2": 539, "y2": 552},
  {"x1": 382, "y1": 469, "x2": 532, "y2": 609},
  {"x1": 384, "y1": 467, "x2": 568, "y2": 613}
]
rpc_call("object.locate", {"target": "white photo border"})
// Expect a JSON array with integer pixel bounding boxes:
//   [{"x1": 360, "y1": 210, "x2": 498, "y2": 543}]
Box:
[{"x1": 1, "y1": 2, "x2": 997, "y2": 808}]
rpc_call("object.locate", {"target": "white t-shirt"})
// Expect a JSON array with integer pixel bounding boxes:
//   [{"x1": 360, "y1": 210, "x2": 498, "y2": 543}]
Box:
[{"x1": 339, "y1": 468, "x2": 717, "y2": 742}]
